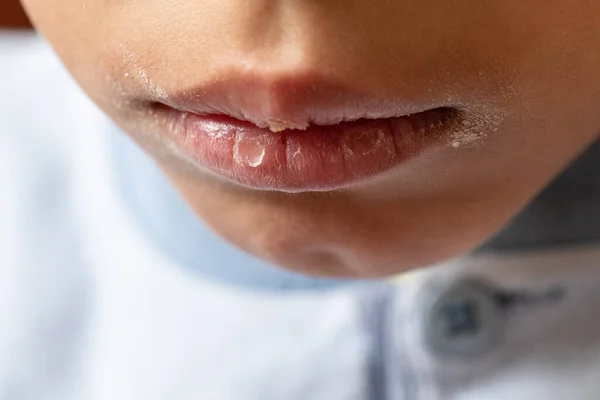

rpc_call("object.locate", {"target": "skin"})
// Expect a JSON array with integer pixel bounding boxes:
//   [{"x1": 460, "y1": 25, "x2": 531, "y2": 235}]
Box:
[{"x1": 18, "y1": 0, "x2": 600, "y2": 278}]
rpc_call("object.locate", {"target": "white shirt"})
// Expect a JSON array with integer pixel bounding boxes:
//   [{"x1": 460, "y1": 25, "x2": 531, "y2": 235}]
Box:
[{"x1": 2, "y1": 31, "x2": 600, "y2": 400}]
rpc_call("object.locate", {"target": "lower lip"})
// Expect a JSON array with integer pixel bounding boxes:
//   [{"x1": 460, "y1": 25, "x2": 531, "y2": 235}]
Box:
[{"x1": 163, "y1": 108, "x2": 454, "y2": 192}]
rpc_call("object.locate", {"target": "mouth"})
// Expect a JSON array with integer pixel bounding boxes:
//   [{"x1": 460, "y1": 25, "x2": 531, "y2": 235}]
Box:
[{"x1": 147, "y1": 74, "x2": 459, "y2": 192}]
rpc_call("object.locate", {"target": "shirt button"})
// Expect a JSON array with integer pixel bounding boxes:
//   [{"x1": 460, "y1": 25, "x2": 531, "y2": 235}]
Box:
[{"x1": 425, "y1": 278, "x2": 505, "y2": 358}]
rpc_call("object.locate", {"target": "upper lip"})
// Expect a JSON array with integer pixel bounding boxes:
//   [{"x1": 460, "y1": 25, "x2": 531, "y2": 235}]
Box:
[{"x1": 154, "y1": 69, "x2": 443, "y2": 131}]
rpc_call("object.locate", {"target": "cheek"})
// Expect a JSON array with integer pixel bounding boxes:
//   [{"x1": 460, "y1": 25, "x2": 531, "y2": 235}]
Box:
[
  {"x1": 21, "y1": 0, "x2": 74, "y2": 33},
  {"x1": 21, "y1": 0, "x2": 116, "y2": 94}
]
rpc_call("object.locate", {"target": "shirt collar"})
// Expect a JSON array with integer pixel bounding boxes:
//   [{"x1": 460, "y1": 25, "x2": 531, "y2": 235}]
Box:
[{"x1": 481, "y1": 139, "x2": 600, "y2": 252}]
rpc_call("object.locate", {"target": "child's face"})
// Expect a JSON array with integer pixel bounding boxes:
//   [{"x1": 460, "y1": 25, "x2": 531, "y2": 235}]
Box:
[{"x1": 22, "y1": 0, "x2": 600, "y2": 277}]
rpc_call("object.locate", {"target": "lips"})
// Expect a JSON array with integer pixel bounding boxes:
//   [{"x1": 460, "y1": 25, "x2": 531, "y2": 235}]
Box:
[{"x1": 151, "y1": 73, "x2": 456, "y2": 192}]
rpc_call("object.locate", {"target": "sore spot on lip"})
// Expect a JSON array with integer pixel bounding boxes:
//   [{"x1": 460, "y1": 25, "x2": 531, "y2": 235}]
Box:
[
  {"x1": 233, "y1": 132, "x2": 270, "y2": 168},
  {"x1": 246, "y1": 148, "x2": 266, "y2": 167},
  {"x1": 266, "y1": 118, "x2": 309, "y2": 132}
]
